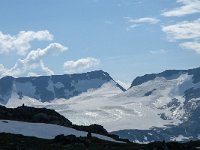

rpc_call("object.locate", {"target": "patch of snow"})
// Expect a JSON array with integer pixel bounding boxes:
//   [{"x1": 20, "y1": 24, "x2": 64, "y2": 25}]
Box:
[
  {"x1": 54, "y1": 82, "x2": 64, "y2": 89},
  {"x1": 116, "y1": 80, "x2": 131, "y2": 90},
  {"x1": 46, "y1": 79, "x2": 55, "y2": 96},
  {"x1": 170, "y1": 135, "x2": 191, "y2": 142},
  {"x1": 6, "y1": 94, "x2": 47, "y2": 108},
  {"x1": 0, "y1": 120, "x2": 123, "y2": 143}
]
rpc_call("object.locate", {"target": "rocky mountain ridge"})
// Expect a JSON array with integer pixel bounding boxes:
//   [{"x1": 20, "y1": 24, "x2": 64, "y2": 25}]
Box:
[{"x1": 0, "y1": 70, "x2": 125, "y2": 104}]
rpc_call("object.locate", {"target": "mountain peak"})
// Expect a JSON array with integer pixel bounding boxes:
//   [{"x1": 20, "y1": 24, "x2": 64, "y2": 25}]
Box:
[{"x1": 0, "y1": 70, "x2": 125, "y2": 104}]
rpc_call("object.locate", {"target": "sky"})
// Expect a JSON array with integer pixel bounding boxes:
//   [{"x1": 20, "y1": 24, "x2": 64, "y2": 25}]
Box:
[{"x1": 0, "y1": 0, "x2": 200, "y2": 87}]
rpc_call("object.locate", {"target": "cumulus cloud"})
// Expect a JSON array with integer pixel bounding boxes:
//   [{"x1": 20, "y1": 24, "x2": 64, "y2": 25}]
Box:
[
  {"x1": 162, "y1": 0, "x2": 200, "y2": 17},
  {"x1": 162, "y1": 19, "x2": 200, "y2": 41},
  {"x1": 0, "y1": 43, "x2": 67, "y2": 78},
  {"x1": 0, "y1": 30, "x2": 53, "y2": 55},
  {"x1": 180, "y1": 41, "x2": 200, "y2": 54},
  {"x1": 63, "y1": 57, "x2": 100, "y2": 73},
  {"x1": 127, "y1": 17, "x2": 160, "y2": 24},
  {"x1": 25, "y1": 43, "x2": 67, "y2": 62}
]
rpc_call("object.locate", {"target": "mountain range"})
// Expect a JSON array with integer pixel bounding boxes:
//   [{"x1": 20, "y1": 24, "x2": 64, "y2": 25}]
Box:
[{"x1": 0, "y1": 67, "x2": 200, "y2": 143}]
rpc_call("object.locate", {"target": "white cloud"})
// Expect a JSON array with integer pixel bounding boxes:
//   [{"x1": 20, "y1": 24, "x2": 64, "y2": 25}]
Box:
[
  {"x1": 0, "y1": 43, "x2": 67, "y2": 78},
  {"x1": 126, "y1": 24, "x2": 139, "y2": 31},
  {"x1": 40, "y1": 60, "x2": 55, "y2": 75},
  {"x1": 0, "y1": 30, "x2": 53, "y2": 55},
  {"x1": 162, "y1": 19, "x2": 200, "y2": 40},
  {"x1": 180, "y1": 41, "x2": 200, "y2": 54},
  {"x1": 161, "y1": 1, "x2": 200, "y2": 54},
  {"x1": 127, "y1": 17, "x2": 160, "y2": 24},
  {"x1": 150, "y1": 49, "x2": 167, "y2": 54},
  {"x1": 125, "y1": 17, "x2": 159, "y2": 31},
  {"x1": 63, "y1": 57, "x2": 100, "y2": 73},
  {"x1": 162, "y1": 19, "x2": 200, "y2": 54},
  {"x1": 0, "y1": 64, "x2": 6, "y2": 75},
  {"x1": 25, "y1": 43, "x2": 67, "y2": 62},
  {"x1": 162, "y1": 0, "x2": 200, "y2": 17}
]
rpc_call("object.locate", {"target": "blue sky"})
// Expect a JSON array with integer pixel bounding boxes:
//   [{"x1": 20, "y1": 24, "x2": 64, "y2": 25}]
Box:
[{"x1": 0, "y1": 0, "x2": 200, "y2": 86}]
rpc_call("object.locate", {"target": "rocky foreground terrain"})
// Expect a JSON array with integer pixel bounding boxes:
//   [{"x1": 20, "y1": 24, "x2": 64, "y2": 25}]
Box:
[{"x1": 0, "y1": 106, "x2": 199, "y2": 150}]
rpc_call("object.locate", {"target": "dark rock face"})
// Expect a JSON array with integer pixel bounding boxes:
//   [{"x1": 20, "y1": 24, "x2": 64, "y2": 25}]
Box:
[
  {"x1": 184, "y1": 88, "x2": 200, "y2": 101},
  {"x1": 0, "y1": 76, "x2": 14, "y2": 104},
  {"x1": 144, "y1": 89, "x2": 156, "y2": 96},
  {"x1": 166, "y1": 98, "x2": 181, "y2": 108},
  {"x1": 0, "y1": 70, "x2": 125, "y2": 104},
  {"x1": 73, "y1": 124, "x2": 109, "y2": 136}
]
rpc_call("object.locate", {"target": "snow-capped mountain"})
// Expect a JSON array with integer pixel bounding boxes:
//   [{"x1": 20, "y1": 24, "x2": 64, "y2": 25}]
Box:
[
  {"x1": 0, "y1": 70, "x2": 125, "y2": 105},
  {"x1": 1, "y1": 67, "x2": 200, "y2": 143},
  {"x1": 113, "y1": 67, "x2": 200, "y2": 142}
]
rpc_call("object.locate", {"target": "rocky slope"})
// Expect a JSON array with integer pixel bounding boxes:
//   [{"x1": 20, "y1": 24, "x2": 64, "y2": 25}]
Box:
[{"x1": 0, "y1": 132, "x2": 199, "y2": 150}]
